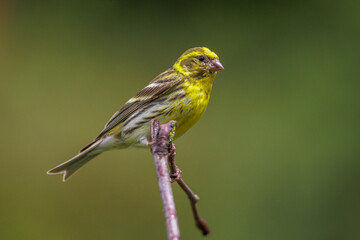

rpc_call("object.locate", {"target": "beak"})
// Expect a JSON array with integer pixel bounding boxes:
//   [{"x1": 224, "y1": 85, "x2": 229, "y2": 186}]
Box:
[{"x1": 211, "y1": 59, "x2": 224, "y2": 71}]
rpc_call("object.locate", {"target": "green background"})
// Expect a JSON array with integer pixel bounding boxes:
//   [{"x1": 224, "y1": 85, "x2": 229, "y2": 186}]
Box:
[{"x1": 1, "y1": 1, "x2": 359, "y2": 239}]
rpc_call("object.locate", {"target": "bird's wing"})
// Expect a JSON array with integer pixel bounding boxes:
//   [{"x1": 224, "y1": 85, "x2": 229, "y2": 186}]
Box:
[
  {"x1": 78, "y1": 69, "x2": 182, "y2": 153},
  {"x1": 99, "y1": 72, "x2": 182, "y2": 138}
]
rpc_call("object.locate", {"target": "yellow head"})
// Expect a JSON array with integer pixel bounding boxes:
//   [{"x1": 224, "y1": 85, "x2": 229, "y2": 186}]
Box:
[{"x1": 173, "y1": 47, "x2": 224, "y2": 78}]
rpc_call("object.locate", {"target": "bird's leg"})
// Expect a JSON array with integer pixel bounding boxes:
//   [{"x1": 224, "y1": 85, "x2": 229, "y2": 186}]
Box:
[{"x1": 147, "y1": 138, "x2": 155, "y2": 147}]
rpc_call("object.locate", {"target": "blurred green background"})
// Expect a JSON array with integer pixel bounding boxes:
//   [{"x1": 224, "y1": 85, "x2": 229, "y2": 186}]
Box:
[{"x1": 1, "y1": 1, "x2": 360, "y2": 239}]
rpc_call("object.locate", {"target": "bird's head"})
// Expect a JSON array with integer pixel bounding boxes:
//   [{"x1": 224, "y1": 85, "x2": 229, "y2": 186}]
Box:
[{"x1": 173, "y1": 47, "x2": 224, "y2": 78}]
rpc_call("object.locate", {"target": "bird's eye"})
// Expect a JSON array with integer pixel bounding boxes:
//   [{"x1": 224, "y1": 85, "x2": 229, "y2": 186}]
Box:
[{"x1": 198, "y1": 55, "x2": 205, "y2": 61}]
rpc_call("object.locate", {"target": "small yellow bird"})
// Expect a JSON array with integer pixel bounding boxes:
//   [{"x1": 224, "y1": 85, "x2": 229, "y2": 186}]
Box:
[{"x1": 47, "y1": 47, "x2": 223, "y2": 181}]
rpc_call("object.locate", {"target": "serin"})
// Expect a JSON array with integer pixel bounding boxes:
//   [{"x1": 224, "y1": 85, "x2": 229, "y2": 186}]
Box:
[{"x1": 47, "y1": 47, "x2": 224, "y2": 181}]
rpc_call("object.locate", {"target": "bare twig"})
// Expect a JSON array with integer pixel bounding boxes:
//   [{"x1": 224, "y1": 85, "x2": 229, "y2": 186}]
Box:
[
  {"x1": 168, "y1": 144, "x2": 210, "y2": 236},
  {"x1": 151, "y1": 119, "x2": 180, "y2": 240},
  {"x1": 151, "y1": 119, "x2": 210, "y2": 238}
]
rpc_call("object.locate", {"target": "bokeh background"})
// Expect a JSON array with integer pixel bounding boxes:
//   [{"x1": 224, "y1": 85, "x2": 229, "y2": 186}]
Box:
[{"x1": 1, "y1": 1, "x2": 360, "y2": 239}]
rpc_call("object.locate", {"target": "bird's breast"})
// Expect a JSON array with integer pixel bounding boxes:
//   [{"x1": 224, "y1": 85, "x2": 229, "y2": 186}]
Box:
[{"x1": 169, "y1": 79, "x2": 213, "y2": 137}]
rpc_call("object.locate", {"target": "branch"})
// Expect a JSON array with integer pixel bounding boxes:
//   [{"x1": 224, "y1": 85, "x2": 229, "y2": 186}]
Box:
[
  {"x1": 169, "y1": 144, "x2": 210, "y2": 236},
  {"x1": 151, "y1": 119, "x2": 180, "y2": 240}
]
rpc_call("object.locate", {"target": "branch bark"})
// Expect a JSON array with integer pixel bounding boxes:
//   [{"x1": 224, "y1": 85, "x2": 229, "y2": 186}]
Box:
[
  {"x1": 150, "y1": 119, "x2": 210, "y2": 239},
  {"x1": 151, "y1": 119, "x2": 180, "y2": 240},
  {"x1": 169, "y1": 144, "x2": 210, "y2": 236}
]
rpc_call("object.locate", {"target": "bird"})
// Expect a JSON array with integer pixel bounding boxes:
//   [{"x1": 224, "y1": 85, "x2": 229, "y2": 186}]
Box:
[{"x1": 47, "y1": 47, "x2": 224, "y2": 182}]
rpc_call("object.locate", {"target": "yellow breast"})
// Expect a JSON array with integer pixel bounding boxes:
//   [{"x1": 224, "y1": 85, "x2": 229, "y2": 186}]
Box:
[{"x1": 170, "y1": 74, "x2": 216, "y2": 137}]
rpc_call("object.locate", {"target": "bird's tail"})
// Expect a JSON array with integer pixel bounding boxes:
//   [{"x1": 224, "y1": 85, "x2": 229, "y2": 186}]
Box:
[{"x1": 47, "y1": 140, "x2": 102, "y2": 182}]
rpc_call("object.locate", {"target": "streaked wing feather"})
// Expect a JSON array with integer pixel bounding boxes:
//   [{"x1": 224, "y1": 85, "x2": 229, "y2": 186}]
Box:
[{"x1": 97, "y1": 73, "x2": 182, "y2": 138}]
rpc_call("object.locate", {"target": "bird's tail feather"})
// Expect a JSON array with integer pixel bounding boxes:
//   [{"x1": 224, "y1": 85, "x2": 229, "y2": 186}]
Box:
[{"x1": 47, "y1": 140, "x2": 102, "y2": 182}]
